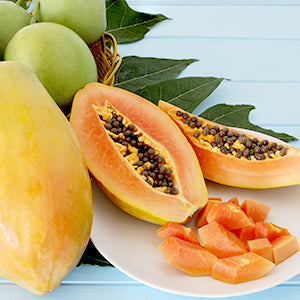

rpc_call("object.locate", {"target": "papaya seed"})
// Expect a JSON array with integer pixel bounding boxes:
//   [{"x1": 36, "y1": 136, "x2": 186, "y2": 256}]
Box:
[
  {"x1": 175, "y1": 110, "x2": 289, "y2": 161},
  {"x1": 97, "y1": 103, "x2": 179, "y2": 195}
]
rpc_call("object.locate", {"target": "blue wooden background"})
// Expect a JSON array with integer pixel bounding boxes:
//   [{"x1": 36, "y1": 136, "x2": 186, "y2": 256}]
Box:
[{"x1": 1, "y1": 0, "x2": 299, "y2": 299}]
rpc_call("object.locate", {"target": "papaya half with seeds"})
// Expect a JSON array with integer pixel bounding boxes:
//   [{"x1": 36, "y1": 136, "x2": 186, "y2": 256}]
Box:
[
  {"x1": 0, "y1": 61, "x2": 93, "y2": 295},
  {"x1": 70, "y1": 83, "x2": 208, "y2": 225},
  {"x1": 158, "y1": 100, "x2": 300, "y2": 189}
]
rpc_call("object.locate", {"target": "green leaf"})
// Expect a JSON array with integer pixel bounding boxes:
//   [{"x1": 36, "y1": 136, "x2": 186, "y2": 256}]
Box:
[
  {"x1": 115, "y1": 56, "x2": 198, "y2": 92},
  {"x1": 78, "y1": 240, "x2": 112, "y2": 267},
  {"x1": 135, "y1": 77, "x2": 224, "y2": 112},
  {"x1": 200, "y1": 103, "x2": 297, "y2": 142},
  {"x1": 106, "y1": 0, "x2": 169, "y2": 44}
]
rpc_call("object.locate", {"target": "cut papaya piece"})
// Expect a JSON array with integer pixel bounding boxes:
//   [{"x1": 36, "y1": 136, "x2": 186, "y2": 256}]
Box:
[
  {"x1": 206, "y1": 202, "x2": 253, "y2": 230},
  {"x1": 235, "y1": 218, "x2": 255, "y2": 244},
  {"x1": 240, "y1": 198, "x2": 270, "y2": 222},
  {"x1": 158, "y1": 100, "x2": 300, "y2": 189},
  {"x1": 255, "y1": 222, "x2": 290, "y2": 241},
  {"x1": 157, "y1": 222, "x2": 200, "y2": 245},
  {"x1": 227, "y1": 197, "x2": 240, "y2": 206},
  {"x1": 211, "y1": 252, "x2": 275, "y2": 284},
  {"x1": 198, "y1": 221, "x2": 247, "y2": 258},
  {"x1": 158, "y1": 236, "x2": 217, "y2": 276},
  {"x1": 272, "y1": 235, "x2": 299, "y2": 265},
  {"x1": 196, "y1": 198, "x2": 221, "y2": 228},
  {"x1": 247, "y1": 238, "x2": 273, "y2": 261},
  {"x1": 70, "y1": 83, "x2": 208, "y2": 225}
]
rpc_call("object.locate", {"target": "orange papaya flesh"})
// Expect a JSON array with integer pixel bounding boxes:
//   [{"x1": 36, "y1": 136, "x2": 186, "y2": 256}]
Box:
[
  {"x1": 227, "y1": 196, "x2": 240, "y2": 206},
  {"x1": 254, "y1": 222, "x2": 290, "y2": 242},
  {"x1": 198, "y1": 221, "x2": 248, "y2": 258},
  {"x1": 70, "y1": 83, "x2": 208, "y2": 225},
  {"x1": 196, "y1": 198, "x2": 222, "y2": 228},
  {"x1": 271, "y1": 235, "x2": 300, "y2": 265},
  {"x1": 157, "y1": 222, "x2": 200, "y2": 245},
  {"x1": 240, "y1": 198, "x2": 270, "y2": 222},
  {"x1": 158, "y1": 100, "x2": 300, "y2": 189},
  {"x1": 211, "y1": 252, "x2": 275, "y2": 284},
  {"x1": 247, "y1": 238, "x2": 273, "y2": 261},
  {"x1": 206, "y1": 202, "x2": 253, "y2": 230},
  {"x1": 158, "y1": 236, "x2": 218, "y2": 276},
  {"x1": 234, "y1": 219, "x2": 256, "y2": 244}
]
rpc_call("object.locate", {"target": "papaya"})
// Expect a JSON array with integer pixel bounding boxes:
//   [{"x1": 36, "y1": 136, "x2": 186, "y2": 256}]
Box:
[
  {"x1": 70, "y1": 83, "x2": 208, "y2": 225},
  {"x1": 158, "y1": 100, "x2": 300, "y2": 189},
  {"x1": 0, "y1": 61, "x2": 93, "y2": 295}
]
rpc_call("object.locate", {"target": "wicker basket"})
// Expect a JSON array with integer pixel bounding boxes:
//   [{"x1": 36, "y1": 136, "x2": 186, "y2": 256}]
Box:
[{"x1": 88, "y1": 32, "x2": 122, "y2": 86}]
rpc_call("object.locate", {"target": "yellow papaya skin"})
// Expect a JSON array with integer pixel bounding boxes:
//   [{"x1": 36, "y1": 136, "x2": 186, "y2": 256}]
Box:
[{"x1": 0, "y1": 61, "x2": 93, "y2": 295}]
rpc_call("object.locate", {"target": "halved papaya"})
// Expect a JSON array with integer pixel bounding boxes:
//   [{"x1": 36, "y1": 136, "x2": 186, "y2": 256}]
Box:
[
  {"x1": 70, "y1": 83, "x2": 208, "y2": 225},
  {"x1": 157, "y1": 222, "x2": 200, "y2": 245},
  {"x1": 211, "y1": 252, "x2": 275, "y2": 284},
  {"x1": 158, "y1": 101, "x2": 300, "y2": 189},
  {"x1": 158, "y1": 236, "x2": 217, "y2": 276}
]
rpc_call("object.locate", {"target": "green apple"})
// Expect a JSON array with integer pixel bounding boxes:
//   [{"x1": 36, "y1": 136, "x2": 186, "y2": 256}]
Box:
[
  {"x1": 5, "y1": 22, "x2": 98, "y2": 111},
  {"x1": 38, "y1": 0, "x2": 106, "y2": 44},
  {"x1": 0, "y1": 1, "x2": 31, "y2": 59}
]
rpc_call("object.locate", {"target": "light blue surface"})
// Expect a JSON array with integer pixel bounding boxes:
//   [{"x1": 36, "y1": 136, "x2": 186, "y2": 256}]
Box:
[{"x1": 1, "y1": 0, "x2": 300, "y2": 299}]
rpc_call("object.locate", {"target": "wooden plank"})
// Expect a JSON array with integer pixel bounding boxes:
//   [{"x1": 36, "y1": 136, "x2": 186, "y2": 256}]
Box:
[
  {"x1": 123, "y1": 5, "x2": 300, "y2": 40},
  {"x1": 117, "y1": 39, "x2": 300, "y2": 82}
]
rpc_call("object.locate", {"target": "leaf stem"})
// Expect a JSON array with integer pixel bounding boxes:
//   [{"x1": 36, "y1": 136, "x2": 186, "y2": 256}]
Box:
[
  {"x1": 30, "y1": 0, "x2": 40, "y2": 24},
  {"x1": 16, "y1": 0, "x2": 25, "y2": 6}
]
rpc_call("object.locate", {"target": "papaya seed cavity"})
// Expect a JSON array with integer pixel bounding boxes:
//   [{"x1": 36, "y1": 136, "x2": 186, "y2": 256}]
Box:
[
  {"x1": 95, "y1": 103, "x2": 179, "y2": 195},
  {"x1": 175, "y1": 110, "x2": 288, "y2": 161}
]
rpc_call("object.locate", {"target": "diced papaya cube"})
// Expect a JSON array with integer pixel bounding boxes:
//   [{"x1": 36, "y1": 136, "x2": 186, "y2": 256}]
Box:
[
  {"x1": 196, "y1": 199, "x2": 221, "y2": 228},
  {"x1": 198, "y1": 221, "x2": 247, "y2": 258},
  {"x1": 255, "y1": 222, "x2": 290, "y2": 242},
  {"x1": 156, "y1": 222, "x2": 200, "y2": 245},
  {"x1": 227, "y1": 197, "x2": 239, "y2": 207},
  {"x1": 240, "y1": 198, "x2": 270, "y2": 222},
  {"x1": 247, "y1": 238, "x2": 273, "y2": 261},
  {"x1": 235, "y1": 218, "x2": 255, "y2": 244},
  {"x1": 158, "y1": 236, "x2": 218, "y2": 276},
  {"x1": 206, "y1": 202, "x2": 253, "y2": 230},
  {"x1": 211, "y1": 252, "x2": 275, "y2": 284},
  {"x1": 272, "y1": 235, "x2": 299, "y2": 265}
]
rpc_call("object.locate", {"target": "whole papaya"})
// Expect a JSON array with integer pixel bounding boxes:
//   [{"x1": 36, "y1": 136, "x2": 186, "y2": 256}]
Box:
[{"x1": 0, "y1": 61, "x2": 93, "y2": 295}]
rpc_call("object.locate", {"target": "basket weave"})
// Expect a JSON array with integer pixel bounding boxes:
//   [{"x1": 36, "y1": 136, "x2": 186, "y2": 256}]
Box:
[{"x1": 89, "y1": 32, "x2": 122, "y2": 86}]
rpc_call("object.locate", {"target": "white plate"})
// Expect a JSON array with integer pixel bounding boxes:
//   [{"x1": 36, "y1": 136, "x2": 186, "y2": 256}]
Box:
[{"x1": 91, "y1": 130, "x2": 300, "y2": 297}]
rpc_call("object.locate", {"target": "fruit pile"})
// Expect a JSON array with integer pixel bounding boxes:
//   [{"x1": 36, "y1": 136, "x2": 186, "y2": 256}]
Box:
[
  {"x1": 1, "y1": 0, "x2": 107, "y2": 113},
  {"x1": 157, "y1": 197, "x2": 299, "y2": 284}
]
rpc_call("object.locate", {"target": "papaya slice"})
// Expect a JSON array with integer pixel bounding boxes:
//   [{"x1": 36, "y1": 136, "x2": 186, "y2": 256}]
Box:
[
  {"x1": 234, "y1": 218, "x2": 256, "y2": 244},
  {"x1": 240, "y1": 198, "x2": 270, "y2": 222},
  {"x1": 70, "y1": 83, "x2": 208, "y2": 225},
  {"x1": 196, "y1": 198, "x2": 222, "y2": 228},
  {"x1": 198, "y1": 221, "x2": 248, "y2": 258},
  {"x1": 247, "y1": 238, "x2": 273, "y2": 261},
  {"x1": 271, "y1": 235, "x2": 300, "y2": 264},
  {"x1": 211, "y1": 252, "x2": 275, "y2": 284},
  {"x1": 158, "y1": 100, "x2": 300, "y2": 189},
  {"x1": 158, "y1": 236, "x2": 217, "y2": 276},
  {"x1": 157, "y1": 222, "x2": 200, "y2": 245},
  {"x1": 254, "y1": 222, "x2": 290, "y2": 241},
  {"x1": 206, "y1": 202, "x2": 253, "y2": 230}
]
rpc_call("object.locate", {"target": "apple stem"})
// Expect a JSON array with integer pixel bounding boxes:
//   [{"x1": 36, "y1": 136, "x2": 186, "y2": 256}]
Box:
[{"x1": 30, "y1": 0, "x2": 40, "y2": 24}]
